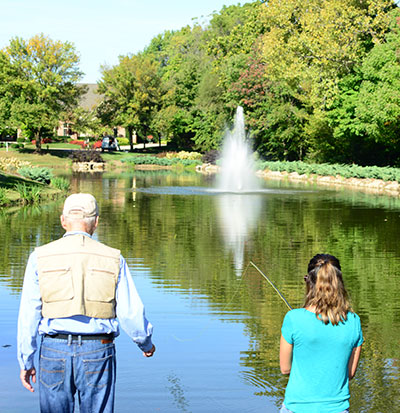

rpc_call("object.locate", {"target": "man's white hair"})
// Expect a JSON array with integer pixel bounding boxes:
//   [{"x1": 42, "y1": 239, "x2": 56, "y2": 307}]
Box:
[{"x1": 63, "y1": 215, "x2": 97, "y2": 232}]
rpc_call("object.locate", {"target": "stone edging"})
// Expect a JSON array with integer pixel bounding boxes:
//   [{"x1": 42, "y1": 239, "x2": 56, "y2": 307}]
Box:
[
  {"x1": 196, "y1": 164, "x2": 400, "y2": 196},
  {"x1": 71, "y1": 162, "x2": 106, "y2": 172}
]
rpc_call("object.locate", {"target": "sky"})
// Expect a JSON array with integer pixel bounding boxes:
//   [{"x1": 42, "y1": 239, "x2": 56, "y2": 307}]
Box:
[{"x1": 0, "y1": 0, "x2": 246, "y2": 83}]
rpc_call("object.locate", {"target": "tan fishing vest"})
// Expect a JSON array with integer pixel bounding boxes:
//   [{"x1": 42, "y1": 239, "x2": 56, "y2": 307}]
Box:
[{"x1": 36, "y1": 234, "x2": 120, "y2": 319}]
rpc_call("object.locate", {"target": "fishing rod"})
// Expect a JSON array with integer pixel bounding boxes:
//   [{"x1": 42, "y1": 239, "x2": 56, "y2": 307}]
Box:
[{"x1": 249, "y1": 261, "x2": 292, "y2": 310}]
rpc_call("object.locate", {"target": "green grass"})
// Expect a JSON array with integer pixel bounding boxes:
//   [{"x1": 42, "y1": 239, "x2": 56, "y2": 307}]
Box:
[
  {"x1": 23, "y1": 142, "x2": 85, "y2": 150},
  {"x1": 0, "y1": 148, "x2": 71, "y2": 169}
]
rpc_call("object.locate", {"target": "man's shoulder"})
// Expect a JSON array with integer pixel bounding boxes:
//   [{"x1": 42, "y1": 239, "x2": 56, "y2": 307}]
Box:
[{"x1": 36, "y1": 235, "x2": 120, "y2": 258}]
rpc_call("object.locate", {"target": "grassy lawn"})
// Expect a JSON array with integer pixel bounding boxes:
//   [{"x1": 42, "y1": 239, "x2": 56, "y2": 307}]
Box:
[{"x1": 0, "y1": 147, "x2": 72, "y2": 169}]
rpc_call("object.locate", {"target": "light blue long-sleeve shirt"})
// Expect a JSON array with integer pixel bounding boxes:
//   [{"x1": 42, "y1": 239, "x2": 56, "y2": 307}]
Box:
[{"x1": 17, "y1": 231, "x2": 153, "y2": 370}]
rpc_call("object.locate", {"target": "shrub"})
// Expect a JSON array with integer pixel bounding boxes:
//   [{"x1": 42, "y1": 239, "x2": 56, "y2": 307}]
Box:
[
  {"x1": 121, "y1": 155, "x2": 201, "y2": 167},
  {"x1": 0, "y1": 157, "x2": 31, "y2": 173},
  {"x1": 258, "y1": 161, "x2": 400, "y2": 182},
  {"x1": 69, "y1": 139, "x2": 86, "y2": 148},
  {"x1": 166, "y1": 151, "x2": 203, "y2": 160},
  {"x1": 11, "y1": 143, "x2": 23, "y2": 149},
  {"x1": 202, "y1": 150, "x2": 220, "y2": 165},
  {"x1": 51, "y1": 177, "x2": 70, "y2": 191},
  {"x1": 69, "y1": 150, "x2": 104, "y2": 163},
  {"x1": 53, "y1": 135, "x2": 70, "y2": 143},
  {"x1": 117, "y1": 137, "x2": 129, "y2": 146},
  {"x1": 18, "y1": 167, "x2": 53, "y2": 184}
]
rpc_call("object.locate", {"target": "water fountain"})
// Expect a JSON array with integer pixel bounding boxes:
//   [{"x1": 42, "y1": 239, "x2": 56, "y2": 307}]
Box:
[
  {"x1": 217, "y1": 106, "x2": 259, "y2": 192},
  {"x1": 216, "y1": 106, "x2": 262, "y2": 276}
]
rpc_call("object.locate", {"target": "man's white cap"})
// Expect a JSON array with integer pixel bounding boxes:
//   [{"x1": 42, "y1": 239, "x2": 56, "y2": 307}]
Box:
[{"x1": 62, "y1": 193, "x2": 98, "y2": 219}]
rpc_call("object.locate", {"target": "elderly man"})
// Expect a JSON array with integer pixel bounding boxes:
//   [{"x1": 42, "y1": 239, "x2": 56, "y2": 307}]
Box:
[{"x1": 17, "y1": 193, "x2": 155, "y2": 413}]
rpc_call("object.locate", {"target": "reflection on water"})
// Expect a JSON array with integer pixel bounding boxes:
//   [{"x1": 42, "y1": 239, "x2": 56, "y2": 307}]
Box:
[
  {"x1": 0, "y1": 171, "x2": 400, "y2": 412},
  {"x1": 217, "y1": 194, "x2": 262, "y2": 276}
]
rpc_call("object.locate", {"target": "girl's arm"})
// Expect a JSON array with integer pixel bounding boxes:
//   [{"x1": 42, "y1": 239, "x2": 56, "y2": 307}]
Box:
[
  {"x1": 348, "y1": 345, "x2": 362, "y2": 380},
  {"x1": 280, "y1": 334, "x2": 293, "y2": 375}
]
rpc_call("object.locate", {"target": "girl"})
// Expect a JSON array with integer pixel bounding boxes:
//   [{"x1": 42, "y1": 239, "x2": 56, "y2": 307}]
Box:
[{"x1": 280, "y1": 254, "x2": 363, "y2": 413}]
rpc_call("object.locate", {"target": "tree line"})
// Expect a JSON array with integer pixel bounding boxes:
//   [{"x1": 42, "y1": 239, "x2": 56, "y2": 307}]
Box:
[{"x1": 1, "y1": 0, "x2": 400, "y2": 165}]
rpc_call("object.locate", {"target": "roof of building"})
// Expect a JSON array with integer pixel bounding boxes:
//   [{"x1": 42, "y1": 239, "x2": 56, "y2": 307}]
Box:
[{"x1": 78, "y1": 83, "x2": 103, "y2": 110}]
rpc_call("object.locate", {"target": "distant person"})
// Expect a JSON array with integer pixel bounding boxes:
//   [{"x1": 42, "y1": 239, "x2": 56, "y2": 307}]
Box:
[
  {"x1": 17, "y1": 193, "x2": 155, "y2": 413},
  {"x1": 280, "y1": 254, "x2": 363, "y2": 413}
]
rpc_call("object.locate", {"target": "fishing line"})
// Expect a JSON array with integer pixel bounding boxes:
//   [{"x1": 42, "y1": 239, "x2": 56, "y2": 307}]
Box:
[
  {"x1": 170, "y1": 262, "x2": 251, "y2": 343},
  {"x1": 249, "y1": 261, "x2": 292, "y2": 310}
]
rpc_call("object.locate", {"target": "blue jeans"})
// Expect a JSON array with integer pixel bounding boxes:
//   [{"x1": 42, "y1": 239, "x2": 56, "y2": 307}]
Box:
[
  {"x1": 280, "y1": 404, "x2": 350, "y2": 413},
  {"x1": 39, "y1": 335, "x2": 116, "y2": 413}
]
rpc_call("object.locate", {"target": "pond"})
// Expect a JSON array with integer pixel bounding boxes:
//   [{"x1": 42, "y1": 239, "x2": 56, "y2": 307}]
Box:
[{"x1": 1, "y1": 170, "x2": 399, "y2": 412}]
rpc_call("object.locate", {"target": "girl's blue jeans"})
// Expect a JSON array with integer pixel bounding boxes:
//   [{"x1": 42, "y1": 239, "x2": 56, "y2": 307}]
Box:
[
  {"x1": 280, "y1": 404, "x2": 350, "y2": 413},
  {"x1": 39, "y1": 335, "x2": 116, "y2": 413}
]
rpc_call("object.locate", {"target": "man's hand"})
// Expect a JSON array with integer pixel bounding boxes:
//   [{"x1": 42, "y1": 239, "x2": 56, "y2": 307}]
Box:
[
  {"x1": 20, "y1": 368, "x2": 36, "y2": 392},
  {"x1": 143, "y1": 345, "x2": 156, "y2": 358}
]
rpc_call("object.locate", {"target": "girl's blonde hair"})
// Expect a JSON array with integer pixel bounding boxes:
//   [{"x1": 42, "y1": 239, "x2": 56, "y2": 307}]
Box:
[{"x1": 304, "y1": 254, "x2": 352, "y2": 325}]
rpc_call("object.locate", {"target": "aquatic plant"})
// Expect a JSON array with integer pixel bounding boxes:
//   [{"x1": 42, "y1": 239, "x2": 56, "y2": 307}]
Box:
[
  {"x1": 0, "y1": 188, "x2": 9, "y2": 206},
  {"x1": 50, "y1": 177, "x2": 70, "y2": 191},
  {"x1": 14, "y1": 183, "x2": 42, "y2": 204}
]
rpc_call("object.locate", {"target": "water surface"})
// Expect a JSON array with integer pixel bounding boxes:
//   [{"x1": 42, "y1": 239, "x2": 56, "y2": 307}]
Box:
[{"x1": 1, "y1": 171, "x2": 399, "y2": 412}]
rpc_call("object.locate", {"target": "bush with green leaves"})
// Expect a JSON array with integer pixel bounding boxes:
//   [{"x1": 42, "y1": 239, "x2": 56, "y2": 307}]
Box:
[
  {"x1": 121, "y1": 155, "x2": 201, "y2": 167},
  {"x1": 18, "y1": 167, "x2": 53, "y2": 184},
  {"x1": 117, "y1": 137, "x2": 129, "y2": 146},
  {"x1": 257, "y1": 161, "x2": 400, "y2": 182},
  {"x1": 69, "y1": 150, "x2": 104, "y2": 163},
  {"x1": 165, "y1": 151, "x2": 203, "y2": 160}
]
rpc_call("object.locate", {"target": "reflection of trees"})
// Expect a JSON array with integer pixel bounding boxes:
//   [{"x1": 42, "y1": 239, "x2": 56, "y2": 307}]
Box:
[
  {"x1": 1, "y1": 173, "x2": 399, "y2": 410},
  {"x1": 0, "y1": 202, "x2": 65, "y2": 294}
]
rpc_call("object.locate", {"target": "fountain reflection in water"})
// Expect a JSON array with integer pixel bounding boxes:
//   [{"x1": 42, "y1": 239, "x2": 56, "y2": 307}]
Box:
[{"x1": 216, "y1": 106, "x2": 262, "y2": 276}]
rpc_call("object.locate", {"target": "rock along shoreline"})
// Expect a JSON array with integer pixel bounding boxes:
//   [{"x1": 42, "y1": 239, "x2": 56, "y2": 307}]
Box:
[{"x1": 196, "y1": 163, "x2": 400, "y2": 197}]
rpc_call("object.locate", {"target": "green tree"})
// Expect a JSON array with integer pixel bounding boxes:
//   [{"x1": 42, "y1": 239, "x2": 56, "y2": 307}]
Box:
[
  {"x1": 327, "y1": 9, "x2": 400, "y2": 165},
  {"x1": 145, "y1": 25, "x2": 214, "y2": 149},
  {"x1": 2, "y1": 34, "x2": 84, "y2": 151},
  {"x1": 147, "y1": 3, "x2": 267, "y2": 151},
  {"x1": 260, "y1": 0, "x2": 395, "y2": 161},
  {"x1": 98, "y1": 54, "x2": 162, "y2": 151}
]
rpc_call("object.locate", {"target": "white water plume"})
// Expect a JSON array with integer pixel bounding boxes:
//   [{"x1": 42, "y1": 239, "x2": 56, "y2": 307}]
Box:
[
  {"x1": 217, "y1": 106, "x2": 259, "y2": 192},
  {"x1": 216, "y1": 107, "x2": 262, "y2": 276}
]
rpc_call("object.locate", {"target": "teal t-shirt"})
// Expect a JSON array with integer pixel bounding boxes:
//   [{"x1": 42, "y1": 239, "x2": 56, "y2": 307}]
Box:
[{"x1": 281, "y1": 309, "x2": 363, "y2": 413}]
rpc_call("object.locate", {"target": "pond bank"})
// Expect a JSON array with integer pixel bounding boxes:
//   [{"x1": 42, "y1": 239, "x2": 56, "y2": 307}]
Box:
[
  {"x1": 196, "y1": 163, "x2": 400, "y2": 196},
  {"x1": 0, "y1": 171, "x2": 63, "y2": 208}
]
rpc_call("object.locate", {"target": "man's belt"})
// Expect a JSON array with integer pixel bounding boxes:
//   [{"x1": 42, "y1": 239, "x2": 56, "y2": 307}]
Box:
[{"x1": 44, "y1": 333, "x2": 114, "y2": 342}]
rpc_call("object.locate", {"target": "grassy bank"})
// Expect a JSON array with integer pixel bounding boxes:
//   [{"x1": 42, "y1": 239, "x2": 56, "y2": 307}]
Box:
[
  {"x1": 4, "y1": 146, "x2": 400, "y2": 193},
  {"x1": 0, "y1": 171, "x2": 63, "y2": 207}
]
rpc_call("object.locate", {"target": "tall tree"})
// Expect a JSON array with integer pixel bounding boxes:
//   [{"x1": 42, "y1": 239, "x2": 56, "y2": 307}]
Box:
[
  {"x1": 260, "y1": 0, "x2": 396, "y2": 160},
  {"x1": 327, "y1": 9, "x2": 400, "y2": 165},
  {"x1": 2, "y1": 34, "x2": 84, "y2": 151},
  {"x1": 98, "y1": 54, "x2": 162, "y2": 151}
]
